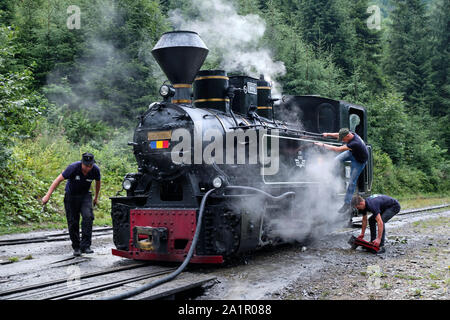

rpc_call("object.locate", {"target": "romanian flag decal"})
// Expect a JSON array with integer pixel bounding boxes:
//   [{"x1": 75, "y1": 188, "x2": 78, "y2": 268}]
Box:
[{"x1": 150, "y1": 140, "x2": 170, "y2": 149}]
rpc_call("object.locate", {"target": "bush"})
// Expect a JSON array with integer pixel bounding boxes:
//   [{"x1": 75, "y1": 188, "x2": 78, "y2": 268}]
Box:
[{"x1": 0, "y1": 120, "x2": 137, "y2": 230}]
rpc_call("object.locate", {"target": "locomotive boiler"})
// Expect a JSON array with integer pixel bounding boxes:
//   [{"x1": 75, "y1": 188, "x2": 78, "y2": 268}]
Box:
[{"x1": 110, "y1": 31, "x2": 373, "y2": 264}]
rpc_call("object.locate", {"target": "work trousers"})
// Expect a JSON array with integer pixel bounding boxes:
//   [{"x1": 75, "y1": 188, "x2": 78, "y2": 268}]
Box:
[
  {"x1": 334, "y1": 150, "x2": 366, "y2": 204},
  {"x1": 369, "y1": 203, "x2": 401, "y2": 246},
  {"x1": 64, "y1": 193, "x2": 94, "y2": 250}
]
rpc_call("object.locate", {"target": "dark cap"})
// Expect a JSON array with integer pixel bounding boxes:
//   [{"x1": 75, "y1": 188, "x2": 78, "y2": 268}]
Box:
[
  {"x1": 338, "y1": 128, "x2": 350, "y2": 141},
  {"x1": 81, "y1": 152, "x2": 95, "y2": 166}
]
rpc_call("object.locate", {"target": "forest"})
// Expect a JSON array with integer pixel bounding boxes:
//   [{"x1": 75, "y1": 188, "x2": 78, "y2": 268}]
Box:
[{"x1": 0, "y1": 0, "x2": 448, "y2": 232}]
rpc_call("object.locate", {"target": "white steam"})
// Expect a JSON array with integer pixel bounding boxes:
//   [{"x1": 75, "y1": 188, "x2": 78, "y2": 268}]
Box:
[
  {"x1": 266, "y1": 151, "x2": 347, "y2": 242},
  {"x1": 168, "y1": 0, "x2": 286, "y2": 96}
]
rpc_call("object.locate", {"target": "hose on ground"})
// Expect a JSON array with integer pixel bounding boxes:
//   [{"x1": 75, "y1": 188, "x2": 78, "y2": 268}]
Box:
[
  {"x1": 102, "y1": 188, "x2": 216, "y2": 300},
  {"x1": 102, "y1": 186, "x2": 294, "y2": 300}
]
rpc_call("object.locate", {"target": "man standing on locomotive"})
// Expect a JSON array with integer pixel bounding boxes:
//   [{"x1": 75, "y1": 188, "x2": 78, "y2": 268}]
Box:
[
  {"x1": 351, "y1": 194, "x2": 401, "y2": 253},
  {"x1": 314, "y1": 128, "x2": 369, "y2": 215},
  {"x1": 42, "y1": 153, "x2": 101, "y2": 256}
]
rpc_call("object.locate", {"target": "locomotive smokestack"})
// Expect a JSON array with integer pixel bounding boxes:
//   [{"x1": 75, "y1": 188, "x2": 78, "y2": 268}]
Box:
[{"x1": 152, "y1": 31, "x2": 209, "y2": 103}]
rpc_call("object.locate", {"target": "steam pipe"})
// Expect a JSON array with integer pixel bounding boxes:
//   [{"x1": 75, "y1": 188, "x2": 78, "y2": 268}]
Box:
[{"x1": 223, "y1": 186, "x2": 295, "y2": 201}]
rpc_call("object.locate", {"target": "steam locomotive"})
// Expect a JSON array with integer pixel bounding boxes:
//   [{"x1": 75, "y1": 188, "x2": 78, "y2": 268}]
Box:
[{"x1": 110, "y1": 31, "x2": 373, "y2": 264}]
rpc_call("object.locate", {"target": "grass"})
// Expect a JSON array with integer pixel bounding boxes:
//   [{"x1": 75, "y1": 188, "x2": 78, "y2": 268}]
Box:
[{"x1": 397, "y1": 194, "x2": 450, "y2": 210}]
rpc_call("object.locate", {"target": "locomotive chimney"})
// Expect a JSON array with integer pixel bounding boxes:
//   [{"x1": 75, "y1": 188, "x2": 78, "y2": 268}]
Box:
[{"x1": 152, "y1": 31, "x2": 209, "y2": 104}]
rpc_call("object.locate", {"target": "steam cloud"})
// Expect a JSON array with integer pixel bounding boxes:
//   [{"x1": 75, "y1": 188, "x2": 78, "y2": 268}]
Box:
[
  {"x1": 232, "y1": 141, "x2": 347, "y2": 244},
  {"x1": 168, "y1": 0, "x2": 286, "y2": 96}
]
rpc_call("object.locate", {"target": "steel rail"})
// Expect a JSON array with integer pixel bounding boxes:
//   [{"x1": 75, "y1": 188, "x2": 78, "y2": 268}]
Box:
[
  {"x1": 0, "y1": 228, "x2": 113, "y2": 246},
  {"x1": 0, "y1": 262, "x2": 147, "y2": 297}
]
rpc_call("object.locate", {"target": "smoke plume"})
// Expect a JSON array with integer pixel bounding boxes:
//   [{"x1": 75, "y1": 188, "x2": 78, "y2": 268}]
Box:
[{"x1": 168, "y1": 0, "x2": 286, "y2": 96}]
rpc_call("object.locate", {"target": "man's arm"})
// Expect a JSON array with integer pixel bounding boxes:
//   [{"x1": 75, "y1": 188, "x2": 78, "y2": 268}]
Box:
[
  {"x1": 358, "y1": 215, "x2": 367, "y2": 239},
  {"x1": 314, "y1": 142, "x2": 350, "y2": 152},
  {"x1": 323, "y1": 132, "x2": 339, "y2": 139},
  {"x1": 93, "y1": 180, "x2": 101, "y2": 206},
  {"x1": 373, "y1": 214, "x2": 384, "y2": 246},
  {"x1": 42, "y1": 174, "x2": 65, "y2": 205}
]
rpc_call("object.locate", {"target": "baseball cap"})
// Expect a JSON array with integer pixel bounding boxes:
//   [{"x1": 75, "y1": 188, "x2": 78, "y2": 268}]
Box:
[
  {"x1": 81, "y1": 152, "x2": 95, "y2": 165},
  {"x1": 338, "y1": 128, "x2": 350, "y2": 141}
]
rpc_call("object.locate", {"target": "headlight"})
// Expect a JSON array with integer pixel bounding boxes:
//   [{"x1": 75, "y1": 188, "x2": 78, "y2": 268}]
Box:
[
  {"x1": 123, "y1": 178, "x2": 133, "y2": 190},
  {"x1": 159, "y1": 84, "x2": 175, "y2": 98},
  {"x1": 212, "y1": 176, "x2": 223, "y2": 188}
]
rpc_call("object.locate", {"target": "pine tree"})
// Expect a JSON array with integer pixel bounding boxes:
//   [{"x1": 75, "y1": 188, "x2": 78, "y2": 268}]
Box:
[
  {"x1": 384, "y1": 0, "x2": 434, "y2": 113},
  {"x1": 429, "y1": 0, "x2": 450, "y2": 154},
  {"x1": 350, "y1": 0, "x2": 385, "y2": 95},
  {"x1": 262, "y1": 0, "x2": 344, "y2": 98},
  {"x1": 296, "y1": 0, "x2": 356, "y2": 75}
]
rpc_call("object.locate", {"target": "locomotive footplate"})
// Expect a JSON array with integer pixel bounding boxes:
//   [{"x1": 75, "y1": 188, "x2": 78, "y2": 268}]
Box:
[{"x1": 133, "y1": 226, "x2": 168, "y2": 253}]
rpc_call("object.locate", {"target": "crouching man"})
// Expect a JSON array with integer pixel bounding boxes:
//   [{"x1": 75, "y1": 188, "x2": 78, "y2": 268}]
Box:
[
  {"x1": 351, "y1": 194, "x2": 401, "y2": 253},
  {"x1": 42, "y1": 153, "x2": 101, "y2": 256}
]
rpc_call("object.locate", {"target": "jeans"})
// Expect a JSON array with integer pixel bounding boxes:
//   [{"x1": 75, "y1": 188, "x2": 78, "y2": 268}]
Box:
[
  {"x1": 334, "y1": 151, "x2": 366, "y2": 204},
  {"x1": 369, "y1": 204, "x2": 401, "y2": 246},
  {"x1": 64, "y1": 193, "x2": 94, "y2": 250}
]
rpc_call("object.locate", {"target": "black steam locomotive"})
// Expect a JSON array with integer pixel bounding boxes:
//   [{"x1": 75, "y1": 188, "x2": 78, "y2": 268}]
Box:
[{"x1": 110, "y1": 31, "x2": 373, "y2": 263}]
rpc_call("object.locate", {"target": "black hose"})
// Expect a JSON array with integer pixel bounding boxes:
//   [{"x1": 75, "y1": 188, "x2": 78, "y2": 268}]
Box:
[{"x1": 102, "y1": 188, "x2": 216, "y2": 300}]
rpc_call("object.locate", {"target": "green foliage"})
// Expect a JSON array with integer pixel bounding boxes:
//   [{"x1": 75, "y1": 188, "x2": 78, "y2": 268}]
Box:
[
  {"x1": 0, "y1": 26, "x2": 47, "y2": 169},
  {"x1": 367, "y1": 90, "x2": 408, "y2": 164},
  {"x1": 384, "y1": 0, "x2": 435, "y2": 112},
  {"x1": 0, "y1": 0, "x2": 449, "y2": 230},
  {"x1": 262, "y1": 1, "x2": 344, "y2": 98},
  {"x1": 0, "y1": 120, "x2": 136, "y2": 229},
  {"x1": 11, "y1": 0, "x2": 170, "y2": 127},
  {"x1": 61, "y1": 111, "x2": 110, "y2": 145}
]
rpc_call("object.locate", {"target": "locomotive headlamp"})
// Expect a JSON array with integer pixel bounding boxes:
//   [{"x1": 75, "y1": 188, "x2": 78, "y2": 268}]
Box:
[
  {"x1": 159, "y1": 84, "x2": 175, "y2": 98},
  {"x1": 212, "y1": 176, "x2": 223, "y2": 189},
  {"x1": 123, "y1": 177, "x2": 135, "y2": 190}
]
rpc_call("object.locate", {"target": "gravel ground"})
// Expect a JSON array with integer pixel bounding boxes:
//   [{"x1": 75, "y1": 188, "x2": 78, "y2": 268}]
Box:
[
  {"x1": 200, "y1": 209, "x2": 449, "y2": 300},
  {"x1": 1, "y1": 209, "x2": 448, "y2": 300},
  {"x1": 274, "y1": 211, "x2": 450, "y2": 300}
]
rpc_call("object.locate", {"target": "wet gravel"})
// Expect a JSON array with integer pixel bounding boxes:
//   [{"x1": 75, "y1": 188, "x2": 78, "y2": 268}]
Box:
[{"x1": 199, "y1": 209, "x2": 450, "y2": 300}]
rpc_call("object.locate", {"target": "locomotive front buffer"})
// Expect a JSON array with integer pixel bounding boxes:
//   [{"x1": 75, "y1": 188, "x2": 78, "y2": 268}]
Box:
[{"x1": 133, "y1": 226, "x2": 168, "y2": 253}]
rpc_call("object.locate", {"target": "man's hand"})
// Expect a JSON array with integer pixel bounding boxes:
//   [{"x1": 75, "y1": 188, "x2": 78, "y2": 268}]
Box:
[
  {"x1": 357, "y1": 233, "x2": 365, "y2": 240},
  {"x1": 93, "y1": 197, "x2": 99, "y2": 207},
  {"x1": 314, "y1": 142, "x2": 324, "y2": 147},
  {"x1": 42, "y1": 194, "x2": 50, "y2": 205},
  {"x1": 372, "y1": 238, "x2": 381, "y2": 247}
]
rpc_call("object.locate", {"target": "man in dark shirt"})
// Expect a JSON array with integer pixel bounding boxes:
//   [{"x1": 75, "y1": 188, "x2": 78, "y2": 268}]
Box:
[
  {"x1": 351, "y1": 194, "x2": 401, "y2": 253},
  {"x1": 42, "y1": 153, "x2": 101, "y2": 256},
  {"x1": 315, "y1": 128, "x2": 369, "y2": 215}
]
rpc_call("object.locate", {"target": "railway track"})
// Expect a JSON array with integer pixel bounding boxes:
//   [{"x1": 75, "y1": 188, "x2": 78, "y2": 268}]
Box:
[
  {"x1": 351, "y1": 203, "x2": 450, "y2": 226},
  {"x1": 0, "y1": 227, "x2": 113, "y2": 246},
  {"x1": 0, "y1": 203, "x2": 447, "y2": 300},
  {"x1": 0, "y1": 260, "x2": 215, "y2": 300}
]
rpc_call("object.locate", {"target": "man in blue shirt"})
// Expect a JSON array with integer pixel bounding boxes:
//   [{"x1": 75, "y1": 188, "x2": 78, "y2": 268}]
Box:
[
  {"x1": 315, "y1": 128, "x2": 369, "y2": 215},
  {"x1": 42, "y1": 153, "x2": 101, "y2": 256},
  {"x1": 351, "y1": 194, "x2": 401, "y2": 253}
]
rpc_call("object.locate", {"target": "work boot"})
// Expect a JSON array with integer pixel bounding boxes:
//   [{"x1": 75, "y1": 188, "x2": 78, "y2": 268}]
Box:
[
  {"x1": 81, "y1": 247, "x2": 94, "y2": 254},
  {"x1": 338, "y1": 203, "x2": 351, "y2": 213},
  {"x1": 377, "y1": 246, "x2": 386, "y2": 254},
  {"x1": 73, "y1": 249, "x2": 81, "y2": 257}
]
